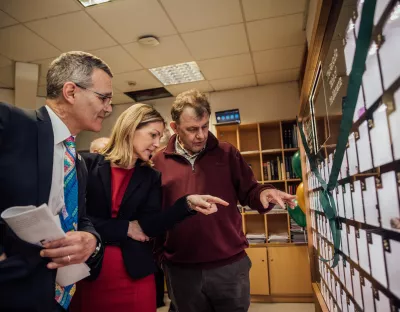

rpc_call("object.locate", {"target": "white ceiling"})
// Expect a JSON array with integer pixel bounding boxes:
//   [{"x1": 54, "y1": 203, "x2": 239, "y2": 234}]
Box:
[{"x1": 0, "y1": 0, "x2": 307, "y2": 104}]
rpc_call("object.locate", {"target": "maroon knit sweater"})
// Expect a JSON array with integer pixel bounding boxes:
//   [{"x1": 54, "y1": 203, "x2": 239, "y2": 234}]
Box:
[{"x1": 152, "y1": 133, "x2": 273, "y2": 268}]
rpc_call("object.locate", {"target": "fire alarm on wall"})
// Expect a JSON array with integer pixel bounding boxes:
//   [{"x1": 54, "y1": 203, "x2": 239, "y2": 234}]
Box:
[{"x1": 138, "y1": 35, "x2": 160, "y2": 46}]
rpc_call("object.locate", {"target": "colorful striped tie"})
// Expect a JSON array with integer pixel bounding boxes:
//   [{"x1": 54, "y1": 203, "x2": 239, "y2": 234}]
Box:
[{"x1": 55, "y1": 136, "x2": 79, "y2": 309}]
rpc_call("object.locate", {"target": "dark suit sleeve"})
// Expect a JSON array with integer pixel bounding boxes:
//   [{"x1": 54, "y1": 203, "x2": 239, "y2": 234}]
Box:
[
  {"x1": 87, "y1": 216, "x2": 130, "y2": 244},
  {"x1": 0, "y1": 103, "x2": 12, "y2": 253},
  {"x1": 138, "y1": 170, "x2": 196, "y2": 238},
  {"x1": 76, "y1": 156, "x2": 104, "y2": 267}
]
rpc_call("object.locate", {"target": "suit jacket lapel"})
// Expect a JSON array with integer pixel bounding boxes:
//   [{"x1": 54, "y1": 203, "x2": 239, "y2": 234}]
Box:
[
  {"x1": 98, "y1": 159, "x2": 112, "y2": 212},
  {"x1": 36, "y1": 106, "x2": 54, "y2": 206}
]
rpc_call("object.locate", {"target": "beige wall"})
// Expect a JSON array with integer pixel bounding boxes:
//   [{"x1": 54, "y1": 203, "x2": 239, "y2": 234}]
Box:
[
  {"x1": 0, "y1": 89, "x2": 46, "y2": 109},
  {"x1": 76, "y1": 82, "x2": 300, "y2": 150},
  {"x1": 0, "y1": 89, "x2": 14, "y2": 105}
]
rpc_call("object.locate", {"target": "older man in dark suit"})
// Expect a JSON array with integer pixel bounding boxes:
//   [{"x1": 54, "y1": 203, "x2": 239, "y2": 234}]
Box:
[{"x1": 0, "y1": 51, "x2": 113, "y2": 311}]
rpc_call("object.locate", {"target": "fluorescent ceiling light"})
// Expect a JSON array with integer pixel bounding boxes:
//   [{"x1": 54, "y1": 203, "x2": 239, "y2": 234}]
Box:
[
  {"x1": 149, "y1": 62, "x2": 205, "y2": 86},
  {"x1": 78, "y1": 0, "x2": 110, "y2": 7}
]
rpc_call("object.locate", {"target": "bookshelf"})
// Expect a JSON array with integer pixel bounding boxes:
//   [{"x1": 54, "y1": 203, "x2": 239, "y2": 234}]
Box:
[{"x1": 215, "y1": 119, "x2": 313, "y2": 302}]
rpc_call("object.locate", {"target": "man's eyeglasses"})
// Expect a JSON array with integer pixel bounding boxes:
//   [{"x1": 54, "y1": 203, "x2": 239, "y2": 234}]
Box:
[{"x1": 75, "y1": 83, "x2": 113, "y2": 108}]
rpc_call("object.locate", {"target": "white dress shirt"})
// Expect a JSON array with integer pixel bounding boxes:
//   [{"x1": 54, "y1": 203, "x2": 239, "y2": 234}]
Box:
[{"x1": 45, "y1": 106, "x2": 72, "y2": 227}]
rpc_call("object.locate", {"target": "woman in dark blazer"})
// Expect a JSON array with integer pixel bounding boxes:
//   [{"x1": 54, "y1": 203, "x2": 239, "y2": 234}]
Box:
[{"x1": 71, "y1": 104, "x2": 227, "y2": 312}]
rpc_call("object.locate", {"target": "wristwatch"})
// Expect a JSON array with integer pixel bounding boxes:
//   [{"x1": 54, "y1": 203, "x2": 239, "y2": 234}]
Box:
[{"x1": 91, "y1": 239, "x2": 102, "y2": 259}]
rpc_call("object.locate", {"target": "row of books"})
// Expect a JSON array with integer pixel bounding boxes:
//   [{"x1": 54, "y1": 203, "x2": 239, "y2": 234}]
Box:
[
  {"x1": 268, "y1": 232, "x2": 289, "y2": 243},
  {"x1": 290, "y1": 218, "x2": 307, "y2": 243},
  {"x1": 283, "y1": 124, "x2": 298, "y2": 148},
  {"x1": 262, "y1": 156, "x2": 298, "y2": 180},
  {"x1": 246, "y1": 233, "x2": 266, "y2": 244},
  {"x1": 287, "y1": 184, "x2": 298, "y2": 195}
]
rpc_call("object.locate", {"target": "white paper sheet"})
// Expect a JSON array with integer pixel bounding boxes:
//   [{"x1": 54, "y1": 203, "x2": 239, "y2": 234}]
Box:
[
  {"x1": 357, "y1": 229, "x2": 371, "y2": 274},
  {"x1": 369, "y1": 233, "x2": 387, "y2": 287},
  {"x1": 352, "y1": 267, "x2": 363, "y2": 309},
  {"x1": 341, "y1": 223, "x2": 349, "y2": 256},
  {"x1": 344, "y1": 22, "x2": 356, "y2": 75},
  {"x1": 352, "y1": 180, "x2": 364, "y2": 223},
  {"x1": 389, "y1": 88, "x2": 400, "y2": 160},
  {"x1": 361, "y1": 277, "x2": 375, "y2": 312},
  {"x1": 375, "y1": 290, "x2": 391, "y2": 312},
  {"x1": 385, "y1": 239, "x2": 400, "y2": 299},
  {"x1": 357, "y1": 120, "x2": 373, "y2": 172},
  {"x1": 362, "y1": 44, "x2": 383, "y2": 109},
  {"x1": 377, "y1": 170, "x2": 400, "y2": 232},
  {"x1": 344, "y1": 260, "x2": 353, "y2": 295},
  {"x1": 353, "y1": 87, "x2": 366, "y2": 122},
  {"x1": 344, "y1": 183, "x2": 354, "y2": 220},
  {"x1": 348, "y1": 225, "x2": 358, "y2": 264},
  {"x1": 347, "y1": 133, "x2": 359, "y2": 176},
  {"x1": 363, "y1": 176, "x2": 380, "y2": 227},
  {"x1": 1, "y1": 204, "x2": 91, "y2": 286},
  {"x1": 370, "y1": 104, "x2": 393, "y2": 167},
  {"x1": 338, "y1": 186, "x2": 346, "y2": 218},
  {"x1": 380, "y1": 7, "x2": 400, "y2": 89}
]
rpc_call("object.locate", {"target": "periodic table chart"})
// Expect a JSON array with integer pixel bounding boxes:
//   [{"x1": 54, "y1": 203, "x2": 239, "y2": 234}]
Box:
[{"x1": 307, "y1": 0, "x2": 400, "y2": 311}]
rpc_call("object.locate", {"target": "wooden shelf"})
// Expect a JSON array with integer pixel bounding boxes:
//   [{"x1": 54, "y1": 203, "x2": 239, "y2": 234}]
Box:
[
  {"x1": 284, "y1": 148, "x2": 299, "y2": 152},
  {"x1": 216, "y1": 119, "x2": 311, "y2": 300},
  {"x1": 241, "y1": 150, "x2": 260, "y2": 155},
  {"x1": 264, "y1": 180, "x2": 285, "y2": 183},
  {"x1": 261, "y1": 149, "x2": 282, "y2": 154}
]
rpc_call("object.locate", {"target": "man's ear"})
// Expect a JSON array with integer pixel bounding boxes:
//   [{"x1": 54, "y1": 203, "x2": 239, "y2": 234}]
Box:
[
  {"x1": 170, "y1": 121, "x2": 178, "y2": 134},
  {"x1": 63, "y1": 82, "x2": 77, "y2": 105}
]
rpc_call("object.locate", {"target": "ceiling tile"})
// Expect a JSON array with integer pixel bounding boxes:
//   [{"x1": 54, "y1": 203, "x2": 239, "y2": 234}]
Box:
[
  {"x1": 247, "y1": 14, "x2": 306, "y2": 51},
  {"x1": 160, "y1": 0, "x2": 242, "y2": 33},
  {"x1": 257, "y1": 68, "x2": 300, "y2": 85},
  {"x1": 87, "y1": 0, "x2": 177, "y2": 44},
  {"x1": 209, "y1": 74, "x2": 256, "y2": 91},
  {"x1": 0, "y1": 54, "x2": 12, "y2": 68},
  {"x1": 253, "y1": 45, "x2": 304, "y2": 73},
  {"x1": 37, "y1": 85, "x2": 46, "y2": 97},
  {"x1": 89, "y1": 46, "x2": 142, "y2": 74},
  {"x1": 242, "y1": 0, "x2": 307, "y2": 21},
  {"x1": 182, "y1": 24, "x2": 248, "y2": 60},
  {"x1": 198, "y1": 54, "x2": 254, "y2": 80},
  {"x1": 113, "y1": 70, "x2": 162, "y2": 92},
  {"x1": 0, "y1": 10, "x2": 18, "y2": 28},
  {"x1": 111, "y1": 93, "x2": 135, "y2": 105},
  {"x1": 165, "y1": 80, "x2": 213, "y2": 96},
  {"x1": 26, "y1": 11, "x2": 116, "y2": 52},
  {"x1": 0, "y1": 65, "x2": 15, "y2": 88},
  {"x1": 124, "y1": 35, "x2": 193, "y2": 69},
  {"x1": 0, "y1": 25, "x2": 61, "y2": 62},
  {"x1": 0, "y1": 0, "x2": 81, "y2": 23}
]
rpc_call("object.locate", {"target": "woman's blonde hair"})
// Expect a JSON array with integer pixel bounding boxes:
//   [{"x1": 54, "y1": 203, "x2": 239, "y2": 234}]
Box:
[{"x1": 100, "y1": 104, "x2": 165, "y2": 168}]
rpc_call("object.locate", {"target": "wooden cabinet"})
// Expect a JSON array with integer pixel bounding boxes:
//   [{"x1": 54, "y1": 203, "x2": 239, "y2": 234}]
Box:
[
  {"x1": 268, "y1": 246, "x2": 312, "y2": 295},
  {"x1": 246, "y1": 247, "x2": 269, "y2": 295}
]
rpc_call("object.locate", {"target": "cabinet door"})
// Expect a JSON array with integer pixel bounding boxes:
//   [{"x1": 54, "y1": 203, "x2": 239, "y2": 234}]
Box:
[
  {"x1": 268, "y1": 246, "x2": 312, "y2": 295},
  {"x1": 246, "y1": 247, "x2": 269, "y2": 295}
]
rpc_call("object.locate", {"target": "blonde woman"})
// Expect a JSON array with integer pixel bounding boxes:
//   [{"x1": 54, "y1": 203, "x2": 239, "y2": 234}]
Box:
[{"x1": 71, "y1": 104, "x2": 228, "y2": 312}]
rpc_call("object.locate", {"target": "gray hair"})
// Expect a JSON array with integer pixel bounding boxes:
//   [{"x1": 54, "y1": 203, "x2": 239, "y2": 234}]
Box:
[{"x1": 46, "y1": 51, "x2": 113, "y2": 99}]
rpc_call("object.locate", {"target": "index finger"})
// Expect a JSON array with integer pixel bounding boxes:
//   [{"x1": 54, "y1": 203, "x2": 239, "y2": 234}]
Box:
[
  {"x1": 272, "y1": 194, "x2": 286, "y2": 209},
  {"x1": 204, "y1": 195, "x2": 229, "y2": 206},
  {"x1": 43, "y1": 237, "x2": 68, "y2": 249}
]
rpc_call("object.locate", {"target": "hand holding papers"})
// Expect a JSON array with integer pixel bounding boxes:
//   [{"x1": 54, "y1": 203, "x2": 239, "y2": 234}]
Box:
[{"x1": 1, "y1": 204, "x2": 90, "y2": 286}]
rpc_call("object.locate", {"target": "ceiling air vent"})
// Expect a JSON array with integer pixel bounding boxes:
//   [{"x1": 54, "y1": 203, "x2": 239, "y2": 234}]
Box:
[{"x1": 124, "y1": 87, "x2": 173, "y2": 102}]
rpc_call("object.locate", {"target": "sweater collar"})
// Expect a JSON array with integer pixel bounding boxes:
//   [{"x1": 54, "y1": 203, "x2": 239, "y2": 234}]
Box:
[{"x1": 164, "y1": 132, "x2": 219, "y2": 156}]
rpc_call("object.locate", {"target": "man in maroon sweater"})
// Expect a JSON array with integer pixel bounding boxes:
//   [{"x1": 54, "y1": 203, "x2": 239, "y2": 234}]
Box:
[{"x1": 152, "y1": 89, "x2": 295, "y2": 312}]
